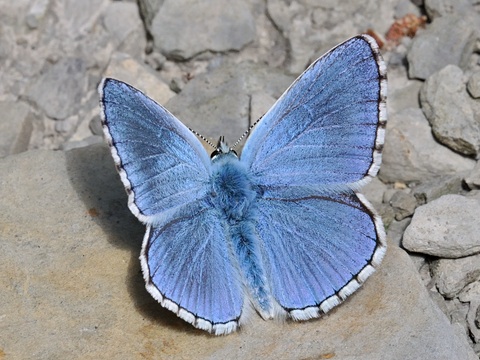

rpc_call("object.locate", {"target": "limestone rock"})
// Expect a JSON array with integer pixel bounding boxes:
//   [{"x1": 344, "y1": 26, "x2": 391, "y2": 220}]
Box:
[{"x1": 403, "y1": 194, "x2": 480, "y2": 258}]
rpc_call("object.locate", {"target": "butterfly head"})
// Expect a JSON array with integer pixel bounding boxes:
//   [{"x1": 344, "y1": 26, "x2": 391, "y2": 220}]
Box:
[{"x1": 211, "y1": 136, "x2": 238, "y2": 160}]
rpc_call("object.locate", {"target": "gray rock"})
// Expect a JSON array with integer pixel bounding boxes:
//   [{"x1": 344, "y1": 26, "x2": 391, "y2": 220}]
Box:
[
  {"x1": 458, "y1": 281, "x2": 480, "y2": 343},
  {"x1": 420, "y1": 65, "x2": 480, "y2": 156},
  {"x1": 151, "y1": 0, "x2": 256, "y2": 60},
  {"x1": 266, "y1": 0, "x2": 396, "y2": 73},
  {"x1": 464, "y1": 161, "x2": 480, "y2": 190},
  {"x1": 0, "y1": 147, "x2": 477, "y2": 359},
  {"x1": 137, "y1": 0, "x2": 164, "y2": 34},
  {"x1": 103, "y1": 52, "x2": 175, "y2": 106},
  {"x1": 431, "y1": 253, "x2": 480, "y2": 298},
  {"x1": 424, "y1": 0, "x2": 474, "y2": 19},
  {"x1": 166, "y1": 62, "x2": 294, "y2": 149},
  {"x1": 412, "y1": 174, "x2": 466, "y2": 205},
  {"x1": 387, "y1": 217, "x2": 411, "y2": 247},
  {"x1": 467, "y1": 71, "x2": 480, "y2": 99},
  {"x1": 403, "y1": 194, "x2": 480, "y2": 258},
  {"x1": 387, "y1": 67, "x2": 422, "y2": 115},
  {"x1": 25, "y1": 0, "x2": 50, "y2": 30},
  {"x1": 407, "y1": 15, "x2": 478, "y2": 80},
  {"x1": 389, "y1": 191, "x2": 417, "y2": 220},
  {"x1": 362, "y1": 177, "x2": 388, "y2": 207},
  {"x1": 0, "y1": 100, "x2": 32, "y2": 157},
  {"x1": 379, "y1": 108, "x2": 475, "y2": 183},
  {"x1": 102, "y1": 2, "x2": 146, "y2": 57},
  {"x1": 394, "y1": 0, "x2": 422, "y2": 18},
  {"x1": 26, "y1": 58, "x2": 88, "y2": 120}
]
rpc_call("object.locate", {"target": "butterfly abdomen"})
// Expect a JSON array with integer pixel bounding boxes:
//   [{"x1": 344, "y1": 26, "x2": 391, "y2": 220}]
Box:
[{"x1": 210, "y1": 152, "x2": 274, "y2": 317}]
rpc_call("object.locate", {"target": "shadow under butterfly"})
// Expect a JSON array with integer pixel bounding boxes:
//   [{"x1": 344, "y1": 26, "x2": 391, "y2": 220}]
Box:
[{"x1": 98, "y1": 34, "x2": 387, "y2": 335}]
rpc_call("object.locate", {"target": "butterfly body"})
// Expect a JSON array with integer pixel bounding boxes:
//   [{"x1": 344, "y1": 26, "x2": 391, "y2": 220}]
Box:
[{"x1": 99, "y1": 34, "x2": 387, "y2": 335}]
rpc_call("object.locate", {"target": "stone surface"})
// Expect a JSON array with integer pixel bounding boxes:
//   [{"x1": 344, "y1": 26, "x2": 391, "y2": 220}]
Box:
[
  {"x1": 26, "y1": 57, "x2": 88, "y2": 120},
  {"x1": 151, "y1": 0, "x2": 256, "y2": 60},
  {"x1": 389, "y1": 190, "x2": 417, "y2": 220},
  {"x1": 266, "y1": 0, "x2": 396, "y2": 73},
  {"x1": 431, "y1": 253, "x2": 480, "y2": 298},
  {"x1": 403, "y1": 194, "x2": 480, "y2": 258},
  {"x1": 424, "y1": 0, "x2": 474, "y2": 19},
  {"x1": 165, "y1": 62, "x2": 294, "y2": 149},
  {"x1": 387, "y1": 67, "x2": 422, "y2": 115},
  {"x1": 420, "y1": 65, "x2": 480, "y2": 156},
  {"x1": 412, "y1": 174, "x2": 465, "y2": 205},
  {"x1": 387, "y1": 218, "x2": 411, "y2": 247},
  {"x1": 464, "y1": 161, "x2": 480, "y2": 190},
  {"x1": 0, "y1": 146, "x2": 477, "y2": 359},
  {"x1": 407, "y1": 15, "x2": 478, "y2": 80},
  {"x1": 467, "y1": 71, "x2": 480, "y2": 99},
  {"x1": 379, "y1": 108, "x2": 475, "y2": 183},
  {"x1": 362, "y1": 177, "x2": 388, "y2": 207},
  {"x1": 0, "y1": 100, "x2": 32, "y2": 157},
  {"x1": 101, "y1": 1, "x2": 147, "y2": 57}
]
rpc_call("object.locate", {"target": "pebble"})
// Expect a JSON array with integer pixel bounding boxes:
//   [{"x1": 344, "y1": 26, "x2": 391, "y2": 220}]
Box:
[
  {"x1": 420, "y1": 65, "x2": 480, "y2": 156},
  {"x1": 407, "y1": 14, "x2": 478, "y2": 80},
  {"x1": 379, "y1": 108, "x2": 475, "y2": 183},
  {"x1": 403, "y1": 194, "x2": 480, "y2": 258}
]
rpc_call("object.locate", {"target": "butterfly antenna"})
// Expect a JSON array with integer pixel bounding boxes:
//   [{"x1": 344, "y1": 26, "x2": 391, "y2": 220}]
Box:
[
  {"x1": 231, "y1": 115, "x2": 263, "y2": 150},
  {"x1": 189, "y1": 127, "x2": 216, "y2": 149}
]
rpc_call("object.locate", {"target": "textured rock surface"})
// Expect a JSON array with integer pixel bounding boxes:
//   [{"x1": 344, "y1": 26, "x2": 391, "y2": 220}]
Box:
[
  {"x1": 0, "y1": 100, "x2": 32, "y2": 157},
  {"x1": 0, "y1": 146, "x2": 477, "y2": 359},
  {"x1": 403, "y1": 194, "x2": 480, "y2": 258},
  {"x1": 151, "y1": 0, "x2": 256, "y2": 60},
  {"x1": 407, "y1": 15, "x2": 478, "y2": 80},
  {"x1": 379, "y1": 108, "x2": 475, "y2": 183},
  {"x1": 432, "y1": 254, "x2": 480, "y2": 298},
  {"x1": 420, "y1": 65, "x2": 480, "y2": 156}
]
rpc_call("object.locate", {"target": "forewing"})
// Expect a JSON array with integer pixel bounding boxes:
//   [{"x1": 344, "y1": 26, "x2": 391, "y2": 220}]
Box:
[
  {"x1": 140, "y1": 202, "x2": 244, "y2": 335},
  {"x1": 255, "y1": 191, "x2": 386, "y2": 318},
  {"x1": 241, "y1": 35, "x2": 387, "y2": 189},
  {"x1": 99, "y1": 78, "x2": 211, "y2": 223}
]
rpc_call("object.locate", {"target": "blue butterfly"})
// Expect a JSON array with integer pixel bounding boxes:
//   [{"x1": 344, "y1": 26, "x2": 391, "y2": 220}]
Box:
[{"x1": 99, "y1": 34, "x2": 387, "y2": 335}]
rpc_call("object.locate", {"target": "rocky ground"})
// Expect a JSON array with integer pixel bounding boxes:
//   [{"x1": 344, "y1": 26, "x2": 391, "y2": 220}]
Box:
[{"x1": 1, "y1": 0, "x2": 480, "y2": 359}]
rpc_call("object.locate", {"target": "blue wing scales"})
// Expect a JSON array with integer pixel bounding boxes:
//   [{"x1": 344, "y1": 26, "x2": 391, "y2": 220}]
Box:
[
  {"x1": 100, "y1": 78, "x2": 244, "y2": 334},
  {"x1": 241, "y1": 35, "x2": 387, "y2": 190},
  {"x1": 255, "y1": 191, "x2": 386, "y2": 318}
]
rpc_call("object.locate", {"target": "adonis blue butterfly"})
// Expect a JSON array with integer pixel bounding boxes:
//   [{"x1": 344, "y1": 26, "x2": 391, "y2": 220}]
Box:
[{"x1": 98, "y1": 34, "x2": 387, "y2": 335}]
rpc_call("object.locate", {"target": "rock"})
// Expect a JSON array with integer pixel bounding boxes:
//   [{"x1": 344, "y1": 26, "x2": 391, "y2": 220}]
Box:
[
  {"x1": 431, "y1": 253, "x2": 480, "y2": 298},
  {"x1": 467, "y1": 71, "x2": 480, "y2": 99},
  {"x1": 458, "y1": 281, "x2": 480, "y2": 343},
  {"x1": 151, "y1": 0, "x2": 256, "y2": 60},
  {"x1": 412, "y1": 174, "x2": 465, "y2": 205},
  {"x1": 0, "y1": 100, "x2": 32, "y2": 157},
  {"x1": 403, "y1": 194, "x2": 480, "y2": 258},
  {"x1": 26, "y1": 57, "x2": 88, "y2": 120},
  {"x1": 101, "y1": 1, "x2": 146, "y2": 57},
  {"x1": 137, "y1": 0, "x2": 164, "y2": 34},
  {"x1": 103, "y1": 52, "x2": 176, "y2": 106},
  {"x1": 379, "y1": 108, "x2": 475, "y2": 183},
  {"x1": 464, "y1": 161, "x2": 480, "y2": 190},
  {"x1": 165, "y1": 62, "x2": 294, "y2": 149},
  {"x1": 407, "y1": 15, "x2": 477, "y2": 80},
  {"x1": 0, "y1": 147, "x2": 477, "y2": 359},
  {"x1": 266, "y1": 0, "x2": 396, "y2": 73},
  {"x1": 25, "y1": 0, "x2": 50, "y2": 30},
  {"x1": 394, "y1": 0, "x2": 422, "y2": 18},
  {"x1": 387, "y1": 67, "x2": 422, "y2": 115},
  {"x1": 389, "y1": 190, "x2": 417, "y2": 220},
  {"x1": 362, "y1": 177, "x2": 388, "y2": 207},
  {"x1": 420, "y1": 65, "x2": 480, "y2": 156},
  {"x1": 387, "y1": 218, "x2": 411, "y2": 247},
  {"x1": 424, "y1": 0, "x2": 474, "y2": 19}
]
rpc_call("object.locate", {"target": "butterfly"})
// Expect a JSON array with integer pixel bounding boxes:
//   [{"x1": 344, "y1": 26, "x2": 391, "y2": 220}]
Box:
[{"x1": 98, "y1": 34, "x2": 387, "y2": 335}]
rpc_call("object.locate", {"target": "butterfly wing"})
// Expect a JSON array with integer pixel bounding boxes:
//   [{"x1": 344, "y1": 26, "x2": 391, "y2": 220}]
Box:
[
  {"x1": 241, "y1": 35, "x2": 387, "y2": 317},
  {"x1": 255, "y1": 191, "x2": 385, "y2": 319},
  {"x1": 99, "y1": 79, "x2": 243, "y2": 334},
  {"x1": 241, "y1": 35, "x2": 387, "y2": 190}
]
